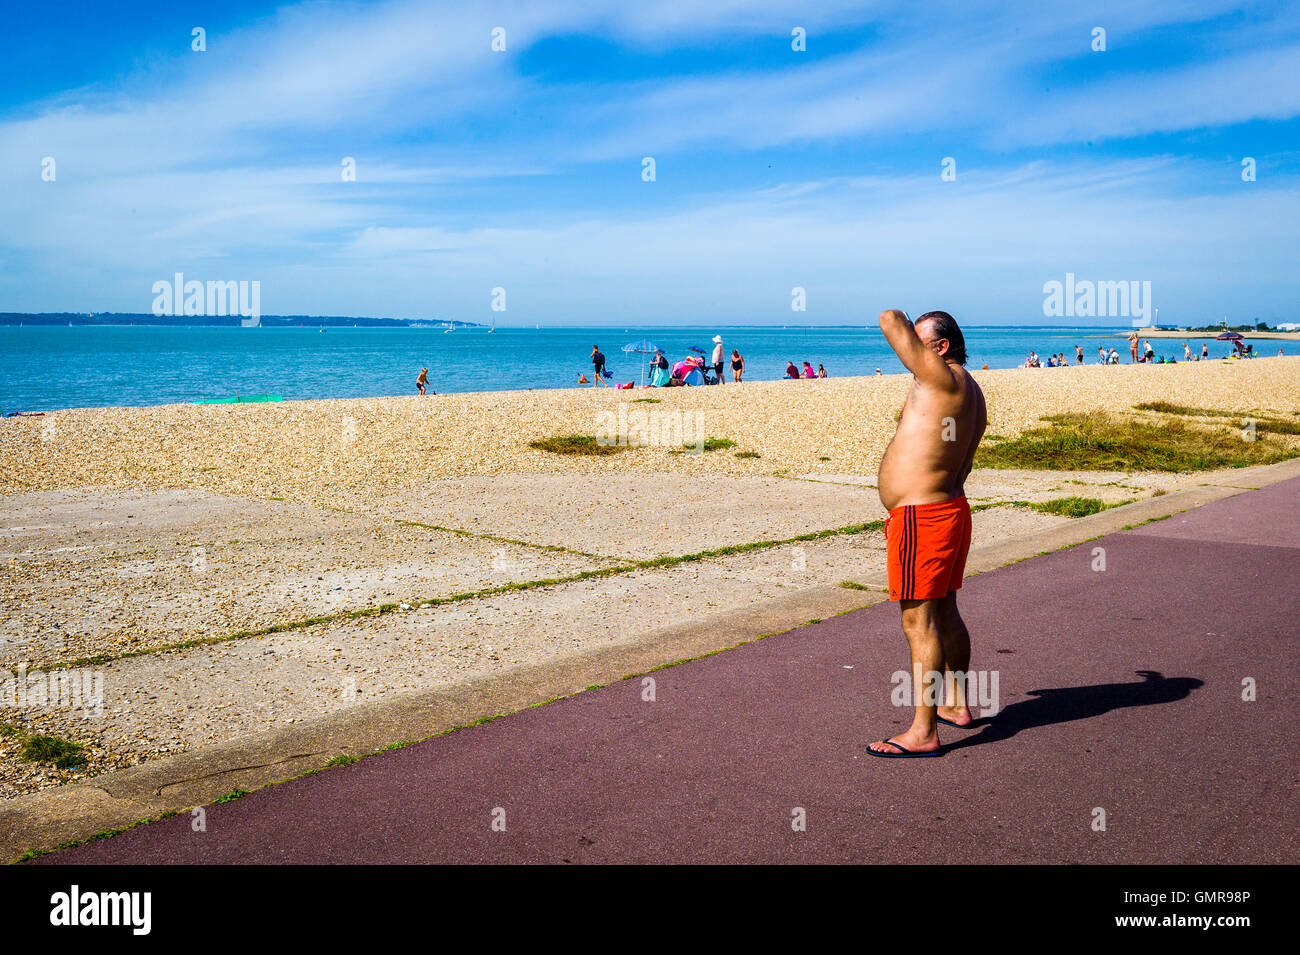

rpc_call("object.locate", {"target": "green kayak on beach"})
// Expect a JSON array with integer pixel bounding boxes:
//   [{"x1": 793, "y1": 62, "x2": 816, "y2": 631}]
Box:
[{"x1": 192, "y1": 394, "x2": 283, "y2": 404}]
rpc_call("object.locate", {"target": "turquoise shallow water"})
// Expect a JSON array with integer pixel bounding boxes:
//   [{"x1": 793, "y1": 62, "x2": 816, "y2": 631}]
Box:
[{"x1": 1, "y1": 324, "x2": 1294, "y2": 412}]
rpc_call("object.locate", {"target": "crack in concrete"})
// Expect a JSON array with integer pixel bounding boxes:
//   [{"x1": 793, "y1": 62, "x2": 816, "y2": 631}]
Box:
[{"x1": 152, "y1": 752, "x2": 320, "y2": 797}]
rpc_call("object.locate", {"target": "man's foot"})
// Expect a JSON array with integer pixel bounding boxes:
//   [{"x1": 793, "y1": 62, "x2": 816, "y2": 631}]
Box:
[
  {"x1": 866, "y1": 731, "x2": 941, "y2": 758},
  {"x1": 936, "y1": 704, "x2": 977, "y2": 728}
]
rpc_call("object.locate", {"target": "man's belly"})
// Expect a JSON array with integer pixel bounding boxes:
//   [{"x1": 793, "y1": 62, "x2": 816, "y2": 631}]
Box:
[{"x1": 878, "y1": 441, "x2": 964, "y2": 511}]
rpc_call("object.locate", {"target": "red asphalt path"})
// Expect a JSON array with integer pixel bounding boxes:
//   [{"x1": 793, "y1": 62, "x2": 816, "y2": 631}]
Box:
[{"x1": 34, "y1": 477, "x2": 1300, "y2": 864}]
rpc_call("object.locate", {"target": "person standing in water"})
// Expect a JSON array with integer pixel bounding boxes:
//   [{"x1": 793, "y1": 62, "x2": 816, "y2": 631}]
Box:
[
  {"x1": 730, "y1": 349, "x2": 745, "y2": 383},
  {"x1": 868, "y1": 309, "x2": 986, "y2": 759}
]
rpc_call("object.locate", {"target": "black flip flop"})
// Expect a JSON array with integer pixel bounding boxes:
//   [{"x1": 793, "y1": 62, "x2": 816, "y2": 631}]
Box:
[
  {"x1": 866, "y1": 737, "x2": 943, "y2": 758},
  {"x1": 936, "y1": 716, "x2": 979, "y2": 729}
]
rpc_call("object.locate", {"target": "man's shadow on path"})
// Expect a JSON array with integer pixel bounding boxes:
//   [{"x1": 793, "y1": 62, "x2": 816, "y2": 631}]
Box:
[{"x1": 943, "y1": 670, "x2": 1202, "y2": 751}]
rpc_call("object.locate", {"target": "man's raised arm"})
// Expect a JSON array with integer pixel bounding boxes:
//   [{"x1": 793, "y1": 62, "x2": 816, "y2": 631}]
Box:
[{"x1": 878, "y1": 309, "x2": 958, "y2": 389}]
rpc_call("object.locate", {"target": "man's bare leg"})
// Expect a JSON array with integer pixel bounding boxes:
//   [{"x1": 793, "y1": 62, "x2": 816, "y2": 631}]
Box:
[
  {"x1": 868, "y1": 598, "x2": 944, "y2": 754},
  {"x1": 935, "y1": 590, "x2": 975, "y2": 727}
]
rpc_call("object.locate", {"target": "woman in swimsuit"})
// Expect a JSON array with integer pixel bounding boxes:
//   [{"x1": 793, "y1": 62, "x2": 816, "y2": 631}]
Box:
[{"x1": 730, "y1": 350, "x2": 745, "y2": 383}]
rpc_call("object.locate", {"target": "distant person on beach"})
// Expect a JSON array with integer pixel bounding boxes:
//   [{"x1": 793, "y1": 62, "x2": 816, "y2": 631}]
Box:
[
  {"x1": 1143, "y1": 340, "x2": 1155, "y2": 362},
  {"x1": 1098, "y1": 345, "x2": 1107, "y2": 364},
  {"x1": 1075, "y1": 345, "x2": 1083, "y2": 364},
  {"x1": 1183, "y1": 343, "x2": 1192, "y2": 361},
  {"x1": 868, "y1": 309, "x2": 985, "y2": 759},
  {"x1": 1109, "y1": 348, "x2": 1120, "y2": 364},
  {"x1": 1201, "y1": 343, "x2": 1209, "y2": 360},
  {"x1": 1129, "y1": 331, "x2": 1140, "y2": 363},
  {"x1": 415, "y1": 367, "x2": 428, "y2": 395},
  {"x1": 711, "y1": 336, "x2": 725, "y2": 384},
  {"x1": 817, "y1": 364, "x2": 827, "y2": 378},
  {"x1": 730, "y1": 349, "x2": 745, "y2": 382},
  {"x1": 591, "y1": 345, "x2": 607, "y2": 387},
  {"x1": 786, "y1": 361, "x2": 800, "y2": 379},
  {"x1": 876, "y1": 368, "x2": 883, "y2": 375},
  {"x1": 802, "y1": 362, "x2": 815, "y2": 379}
]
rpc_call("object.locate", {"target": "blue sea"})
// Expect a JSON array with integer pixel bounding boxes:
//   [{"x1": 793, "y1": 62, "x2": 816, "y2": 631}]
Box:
[{"x1": 2, "y1": 324, "x2": 1296, "y2": 412}]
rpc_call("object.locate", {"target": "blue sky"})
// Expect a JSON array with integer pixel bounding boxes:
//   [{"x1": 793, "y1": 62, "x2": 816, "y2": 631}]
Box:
[{"x1": 1, "y1": 0, "x2": 1297, "y2": 325}]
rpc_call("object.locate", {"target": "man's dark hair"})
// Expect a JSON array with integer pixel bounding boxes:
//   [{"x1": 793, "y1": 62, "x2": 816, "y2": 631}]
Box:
[{"x1": 916, "y1": 310, "x2": 967, "y2": 365}]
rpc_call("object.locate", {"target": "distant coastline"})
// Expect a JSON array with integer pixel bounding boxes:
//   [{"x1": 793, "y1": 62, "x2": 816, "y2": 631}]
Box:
[{"x1": 0, "y1": 313, "x2": 481, "y2": 328}]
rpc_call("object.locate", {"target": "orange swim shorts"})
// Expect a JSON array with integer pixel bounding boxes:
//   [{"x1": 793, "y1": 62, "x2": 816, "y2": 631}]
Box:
[{"x1": 885, "y1": 495, "x2": 972, "y2": 601}]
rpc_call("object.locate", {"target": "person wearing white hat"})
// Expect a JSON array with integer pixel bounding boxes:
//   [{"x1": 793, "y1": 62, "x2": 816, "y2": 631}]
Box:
[{"x1": 711, "y1": 335, "x2": 724, "y2": 385}]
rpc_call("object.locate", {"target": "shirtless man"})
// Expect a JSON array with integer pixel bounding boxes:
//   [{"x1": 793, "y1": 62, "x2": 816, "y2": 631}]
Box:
[{"x1": 868, "y1": 309, "x2": 987, "y2": 758}]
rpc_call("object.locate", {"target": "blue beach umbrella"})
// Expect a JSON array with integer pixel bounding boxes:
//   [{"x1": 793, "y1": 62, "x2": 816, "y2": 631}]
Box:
[{"x1": 622, "y1": 340, "x2": 660, "y2": 385}]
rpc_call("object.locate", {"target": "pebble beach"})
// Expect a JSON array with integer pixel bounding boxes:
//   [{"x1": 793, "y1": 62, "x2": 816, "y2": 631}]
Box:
[{"x1": 4, "y1": 358, "x2": 1299, "y2": 507}]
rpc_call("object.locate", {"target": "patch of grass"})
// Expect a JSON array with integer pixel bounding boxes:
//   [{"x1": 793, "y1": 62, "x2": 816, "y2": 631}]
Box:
[
  {"x1": 0, "y1": 723, "x2": 17, "y2": 737},
  {"x1": 1031, "y1": 497, "x2": 1114, "y2": 518},
  {"x1": 19, "y1": 735, "x2": 87, "y2": 768},
  {"x1": 1136, "y1": 402, "x2": 1300, "y2": 435},
  {"x1": 630, "y1": 397, "x2": 661, "y2": 403},
  {"x1": 982, "y1": 434, "x2": 1007, "y2": 441},
  {"x1": 817, "y1": 455, "x2": 831, "y2": 461},
  {"x1": 529, "y1": 434, "x2": 624, "y2": 456},
  {"x1": 1135, "y1": 401, "x2": 1235, "y2": 418},
  {"x1": 735, "y1": 450, "x2": 761, "y2": 459},
  {"x1": 214, "y1": 788, "x2": 250, "y2": 803},
  {"x1": 1123, "y1": 513, "x2": 1174, "y2": 530},
  {"x1": 667, "y1": 437, "x2": 737, "y2": 455},
  {"x1": 1258, "y1": 418, "x2": 1300, "y2": 435},
  {"x1": 325, "y1": 754, "x2": 358, "y2": 767},
  {"x1": 838, "y1": 580, "x2": 870, "y2": 590},
  {"x1": 971, "y1": 500, "x2": 1031, "y2": 512},
  {"x1": 975, "y1": 411, "x2": 1296, "y2": 472}
]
